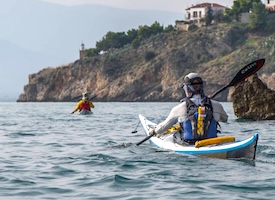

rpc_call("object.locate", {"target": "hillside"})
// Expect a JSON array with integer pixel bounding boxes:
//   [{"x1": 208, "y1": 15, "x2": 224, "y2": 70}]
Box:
[{"x1": 17, "y1": 22, "x2": 275, "y2": 102}]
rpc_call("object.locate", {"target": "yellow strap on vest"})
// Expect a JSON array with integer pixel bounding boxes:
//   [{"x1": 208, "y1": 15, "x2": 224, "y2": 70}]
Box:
[
  {"x1": 197, "y1": 106, "x2": 205, "y2": 135},
  {"x1": 195, "y1": 136, "x2": 235, "y2": 148}
]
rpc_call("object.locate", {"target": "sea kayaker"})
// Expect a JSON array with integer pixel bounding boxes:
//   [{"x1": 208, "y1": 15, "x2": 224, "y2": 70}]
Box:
[
  {"x1": 71, "y1": 93, "x2": 95, "y2": 114},
  {"x1": 149, "y1": 72, "x2": 228, "y2": 144}
]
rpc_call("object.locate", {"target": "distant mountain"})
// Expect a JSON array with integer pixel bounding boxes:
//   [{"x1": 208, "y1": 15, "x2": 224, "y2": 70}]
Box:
[
  {"x1": 0, "y1": 0, "x2": 183, "y2": 100},
  {"x1": 0, "y1": 38, "x2": 65, "y2": 100}
]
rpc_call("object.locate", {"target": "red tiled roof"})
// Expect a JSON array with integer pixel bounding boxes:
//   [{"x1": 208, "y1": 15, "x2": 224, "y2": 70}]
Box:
[{"x1": 186, "y1": 3, "x2": 226, "y2": 10}]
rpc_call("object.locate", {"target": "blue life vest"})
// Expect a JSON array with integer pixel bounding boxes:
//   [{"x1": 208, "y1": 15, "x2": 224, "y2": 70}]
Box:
[{"x1": 181, "y1": 97, "x2": 218, "y2": 141}]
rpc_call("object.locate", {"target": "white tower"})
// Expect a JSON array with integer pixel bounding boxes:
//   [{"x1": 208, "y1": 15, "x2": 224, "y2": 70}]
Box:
[{"x1": 79, "y1": 43, "x2": 85, "y2": 60}]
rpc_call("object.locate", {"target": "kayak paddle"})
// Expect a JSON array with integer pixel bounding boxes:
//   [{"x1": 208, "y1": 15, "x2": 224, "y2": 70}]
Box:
[
  {"x1": 136, "y1": 58, "x2": 265, "y2": 146},
  {"x1": 210, "y1": 58, "x2": 265, "y2": 99},
  {"x1": 71, "y1": 92, "x2": 91, "y2": 101},
  {"x1": 71, "y1": 92, "x2": 97, "y2": 101}
]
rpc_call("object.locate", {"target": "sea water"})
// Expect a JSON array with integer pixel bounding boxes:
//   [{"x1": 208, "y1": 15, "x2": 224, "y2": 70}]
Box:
[{"x1": 0, "y1": 102, "x2": 274, "y2": 200}]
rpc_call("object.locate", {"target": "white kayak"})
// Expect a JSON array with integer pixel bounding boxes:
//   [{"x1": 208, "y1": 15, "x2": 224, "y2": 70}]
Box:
[
  {"x1": 78, "y1": 109, "x2": 93, "y2": 115},
  {"x1": 138, "y1": 114, "x2": 258, "y2": 160}
]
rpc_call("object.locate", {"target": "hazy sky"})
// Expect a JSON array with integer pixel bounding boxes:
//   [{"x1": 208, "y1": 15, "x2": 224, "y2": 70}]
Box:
[{"x1": 42, "y1": 0, "x2": 236, "y2": 13}]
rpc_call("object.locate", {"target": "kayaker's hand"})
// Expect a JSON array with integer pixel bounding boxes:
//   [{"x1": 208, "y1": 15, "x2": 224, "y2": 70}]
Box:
[
  {"x1": 149, "y1": 129, "x2": 156, "y2": 136},
  {"x1": 71, "y1": 111, "x2": 75, "y2": 114}
]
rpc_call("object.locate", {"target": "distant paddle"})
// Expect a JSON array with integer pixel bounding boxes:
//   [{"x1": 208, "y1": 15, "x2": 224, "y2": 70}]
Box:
[
  {"x1": 71, "y1": 92, "x2": 91, "y2": 101},
  {"x1": 136, "y1": 58, "x2": 266, "y2": 146},
  {"x1": 71, "y1": 92, "x2": 97, "y2": 102},
  {"x1": 89, "y1": 94, "x2": 97, "y2": 100}
]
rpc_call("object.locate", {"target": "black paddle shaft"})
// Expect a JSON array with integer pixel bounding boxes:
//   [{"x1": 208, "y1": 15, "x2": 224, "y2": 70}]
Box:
[
  {"x1": 136, "y1": 134, "x2": 154, "y2": 146},
  {"x1": 210, "y1": 58, "x2": 265, "y2": 99}
]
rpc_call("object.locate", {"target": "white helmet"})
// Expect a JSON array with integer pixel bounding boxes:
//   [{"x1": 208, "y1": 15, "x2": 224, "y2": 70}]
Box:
[
  {"x1": 182, "y1": 73, "x2": 204, "y2": 97},
  {"x1": 82, "y1": 92, "x2": 88, "y2": 97}
]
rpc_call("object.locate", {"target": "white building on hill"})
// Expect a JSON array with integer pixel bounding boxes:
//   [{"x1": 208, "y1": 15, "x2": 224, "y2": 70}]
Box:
[
  {"x1": 175, "y1": 2, "x2": 227, "y2": 31},
  {"x1": 185, "y1": 3, "x2": 226, "y2": 24}
]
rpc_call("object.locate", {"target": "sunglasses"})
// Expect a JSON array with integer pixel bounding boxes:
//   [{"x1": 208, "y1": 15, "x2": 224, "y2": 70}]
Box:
[{"x1": 190, "y1": 81, "x2": 203, "y2": 85}]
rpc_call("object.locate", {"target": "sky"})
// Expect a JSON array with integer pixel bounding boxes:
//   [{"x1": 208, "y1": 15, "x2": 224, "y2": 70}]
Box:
[{"x1": 42, "y1": 0, "x2": 235, "y2": 12}]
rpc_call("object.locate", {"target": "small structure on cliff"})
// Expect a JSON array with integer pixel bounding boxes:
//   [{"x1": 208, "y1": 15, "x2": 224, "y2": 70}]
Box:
[
  {"x1": 79, "y1": 43, "x2": 85, "y2": 60},
  {"x1": 231, "y1": 74, "x2": 275, "y2": 120}
]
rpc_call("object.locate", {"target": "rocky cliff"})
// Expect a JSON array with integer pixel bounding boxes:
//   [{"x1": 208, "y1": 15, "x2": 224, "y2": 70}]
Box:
[{"x1": 17, "y1": 24, "x2": 275, "y2": 102}]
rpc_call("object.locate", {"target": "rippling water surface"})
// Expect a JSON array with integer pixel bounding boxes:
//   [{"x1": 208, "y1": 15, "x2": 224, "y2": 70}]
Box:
[{"x1": 0, "y1": 102, "x2": 275, "y2": 199}]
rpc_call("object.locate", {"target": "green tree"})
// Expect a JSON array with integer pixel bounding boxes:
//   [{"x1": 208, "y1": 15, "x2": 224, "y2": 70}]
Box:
[
  {"x1": 265, "y1": 13, "x2": 275, "y2": 32},
  {"x1": 225, "y1": 0, "x2": 262, "y2": 22},
  {"x1": 127, "y1": 29, "x2": 138, "y2": 43},
  {"x1": 225, "y1": 1, "x2": 241, "y2": 21},
  {"x1": 205, "y1": 6, "x2": 214, "y2": 26},
  {"x1": 96, "y1": 31, "x2": 128, "y2": 50},
  {"x1": 213, "y1": 10, "x2": 225, "y2": 23},
  {"x1": 150, "y1": 21, "x2": 164, "y2": 35},
  {"x1": 93, "y1": 21, "x2": 167, "y2": 52},
  {"x1": 164, "y1": 25, "x2": 175, "y2": 32},
  {"x1": 248, "y1": 2, "x2": 268, "y2": 29},
  {"x1": 144, "y1": 51, "x2": 156, "y2": 61},
  {"x1": 86, "y1": 48, "x2": 100, "y2": 57},
  {"x1": 138, "y1": 21, "x2": 164, "y2": 39},
  {"x1": 138, "y1": 25, "x2": 151, "y2": 39},
  {"x1": 219, "y1": 14, "x2": 232, "y2": 23}
]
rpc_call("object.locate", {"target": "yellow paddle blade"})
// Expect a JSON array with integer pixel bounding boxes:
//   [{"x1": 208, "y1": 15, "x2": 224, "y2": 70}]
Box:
[{"x1": 195, "y1": 136, "x2": 235, "y2": 148}]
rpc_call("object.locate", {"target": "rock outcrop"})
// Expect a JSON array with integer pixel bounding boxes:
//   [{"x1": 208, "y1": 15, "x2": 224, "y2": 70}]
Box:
[{"x1": 232, "y1": 73, "x2": 275, "y2": 120}]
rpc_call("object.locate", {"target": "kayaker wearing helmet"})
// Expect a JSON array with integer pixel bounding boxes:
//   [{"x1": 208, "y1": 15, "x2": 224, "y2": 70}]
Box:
[
  {"x1": 149, "y1": 72, "x2": 228, "y2": 144},
  {"x1": 71, "y1": 93, "x2": 95, "y2": 114}
]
